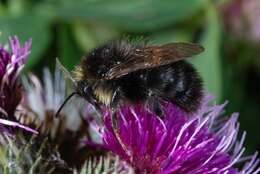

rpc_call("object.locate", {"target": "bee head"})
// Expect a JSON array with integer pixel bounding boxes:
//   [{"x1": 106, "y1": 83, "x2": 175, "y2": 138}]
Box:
[
  {"x1": 75, "y1": 80, "x2": 97, "y2": 105},
  {"x1": 55, "y1": 80, "x2": 97, "y2": 118},
  {"x1": 55, "y1": 59, "x2": 97, "y2": 118}
]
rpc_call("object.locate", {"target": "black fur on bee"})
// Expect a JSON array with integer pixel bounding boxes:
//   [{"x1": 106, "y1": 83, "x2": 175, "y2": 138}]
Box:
[{"x1": 71, "y1": 40, "x2": 204, "y2": 115}]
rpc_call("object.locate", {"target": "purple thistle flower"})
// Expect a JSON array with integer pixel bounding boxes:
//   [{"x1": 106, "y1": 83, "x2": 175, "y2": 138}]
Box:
[
  {"x1": 0, "y1": 36, "x2": 37, "y2": 134},
  {"x1": 0, "y1": 36, "x2": 31, "y2": 117},
  {"x1": 101, "y1": 97, "x2": 260, "y2": 174},
  {"x1": 20, "y1": 66, "x2": 82, "y2": 135}
]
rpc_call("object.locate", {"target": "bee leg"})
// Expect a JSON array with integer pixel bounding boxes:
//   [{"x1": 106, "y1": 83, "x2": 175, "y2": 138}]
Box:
[
  {"x1": 110, "y1": 88, "x2": 121, "y2": 109},
  {"x1": 111, "y1": 108, "x2": 129, "y2": 154},
  {"x1": 111, "y1": 108, "x2": 122, "y2": 149},
  {"x1": 110, "y1": 88, "x2": 129, "y2": 151},
  {"x1": 111, "y1": 109, "x2": 118, "y2": 132},
  {"x1": 110, "y1": 88, "x2": 121, "y2": 130},
  {"x1": 93, "y1": 102, "x2": 104, "y2": 124},
  {"x1": 147, "y1": 89, "x2": 165, "y2": 118},
  {"x1": 153, "y1": 101, "x2": 164, "y2": 118},
  {"x1": 148, "y1": 95, "x2": 164, "y2": 118}
]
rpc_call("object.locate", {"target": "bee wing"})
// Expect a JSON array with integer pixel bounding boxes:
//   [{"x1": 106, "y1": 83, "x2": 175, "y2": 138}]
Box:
[
  {"x1": 56, "y1": 58, "x2": 76, "y2": 83},
  {"x1": 105, "y1": 42, "x2": 204, "y2": 79}
]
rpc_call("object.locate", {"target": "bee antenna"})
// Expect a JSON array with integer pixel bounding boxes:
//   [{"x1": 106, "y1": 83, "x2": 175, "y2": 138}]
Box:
[{"x1": 55, "y1": 92, "x2": 79, "y2": 118}]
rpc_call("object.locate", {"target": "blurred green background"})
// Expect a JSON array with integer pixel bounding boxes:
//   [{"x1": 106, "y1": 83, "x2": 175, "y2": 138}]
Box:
[{"x1": 0, "y1": 0, "x2": 259, "y2": 153}]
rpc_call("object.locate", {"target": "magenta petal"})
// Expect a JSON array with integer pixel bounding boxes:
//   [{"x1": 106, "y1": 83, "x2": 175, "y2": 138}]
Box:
[
  {"x1": 99, "y1": 99, "x2": 260, "y2": 174},
  {"x1": 0, "y1": 36, "x2": 32, "y2": 131},
  {"x1": 0, "y1": 118, "x2": 38, "y2": 134}
]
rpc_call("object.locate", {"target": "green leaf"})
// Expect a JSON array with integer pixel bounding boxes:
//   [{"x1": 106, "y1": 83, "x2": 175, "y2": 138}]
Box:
[
  {"x1": 72, "y1": 22, "x2": 119, "y2": 52},
  {"x1": 150, "y1": 29, "x2": 193, "y2": 44},
  {"x1": 0, "y1": 15, "x2": 52, "y2": 69},
  {"x1": 0, "y1": 3, "x2": 7, "y2": 16},
  {"x1": 191, "y1": 3, "x2": 222, "y2": 100},
  {"x1": 7, "y1": 0, "x2": 29, "y2": 16},
  {"x1": 58, "y1": 25, "x2": 83, "y2": 71},
  {"x1": 37, "y1": 0, "x2": 204, "y2": 32}
]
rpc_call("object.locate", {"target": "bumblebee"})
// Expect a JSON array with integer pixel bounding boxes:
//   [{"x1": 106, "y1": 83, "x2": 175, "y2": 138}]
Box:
[{"x1": 56, "y1": 40, "x2": 204, "y2": 118}]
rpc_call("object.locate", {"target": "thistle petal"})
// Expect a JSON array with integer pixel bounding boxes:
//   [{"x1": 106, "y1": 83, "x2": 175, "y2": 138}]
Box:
[{"x1": 101, "y1": 99, "x2": 260, "y2": 174}]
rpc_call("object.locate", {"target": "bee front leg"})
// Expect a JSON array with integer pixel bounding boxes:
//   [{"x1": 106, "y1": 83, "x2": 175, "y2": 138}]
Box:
[
  {"x1": 111, "y1": 109, "x2": 118, "y2": 133},
  {"x1": 111, "y1": 98, "x2": 129, "y2": 154},
  {"x1": 110, "y1": 88, "x2": 121, "y2": 131},
  {"x1": 110, "y1": 88, "x2": 128, "y2": 149},
  {"x1": 92, "y1": 102, "x2": 104, "y2": 124}
]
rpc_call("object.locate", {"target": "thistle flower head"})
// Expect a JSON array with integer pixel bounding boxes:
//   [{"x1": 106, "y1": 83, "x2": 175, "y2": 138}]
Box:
[
  {"x1": 0, "y1": 131, "x2": 71, "y2": 173},
  {"x1": 101, "y1": 97, "x2": 260, "y2": 174},
  {"x1": 20, "y1": 66, "x2": 98, "y2": 168},
  {"x1": 20, "y1": 66, "x2": 82, "y2": 136},
  {"x1": 76, "y1": 155, "x2": 134, "y2": 174},
  {"x1": 0, "y1": 36, "x2": 37, "y2": 133},
  {"x1": 0, "y1": 36, "x2": 31, "y2": 117}
]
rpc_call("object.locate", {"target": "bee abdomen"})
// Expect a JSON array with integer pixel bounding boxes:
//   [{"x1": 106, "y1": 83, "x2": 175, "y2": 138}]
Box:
[{"x1": 148, "y1": 61, "x2": 203, "y2": 112}]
